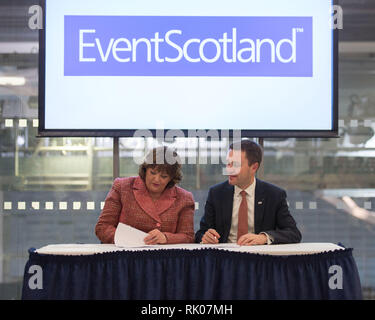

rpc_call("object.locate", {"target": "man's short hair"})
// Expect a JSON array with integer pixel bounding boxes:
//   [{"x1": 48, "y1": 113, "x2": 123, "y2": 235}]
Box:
[{"x1": 229, "y1": 139, "x2": 263, "y2": 166}]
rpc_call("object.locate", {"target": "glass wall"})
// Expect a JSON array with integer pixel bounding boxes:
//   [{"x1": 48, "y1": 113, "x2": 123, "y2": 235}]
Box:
[{"x1": 0, "y1": 2, "x2": 374, "y2": 299}]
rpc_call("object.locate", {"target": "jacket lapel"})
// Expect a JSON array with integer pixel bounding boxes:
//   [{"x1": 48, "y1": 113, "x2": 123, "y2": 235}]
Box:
[
  {"x1": 132, "y1": 177, "x2": 176, "y2": 223},
  {"x1": 254, "y1": 179, "x2": 266, "y2": 234},
  {"x1": 154, "y1": 186, "x2": 177, "y2": 216}
]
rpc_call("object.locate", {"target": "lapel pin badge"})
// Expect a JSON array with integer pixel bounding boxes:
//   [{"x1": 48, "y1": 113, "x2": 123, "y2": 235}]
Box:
[{"x1": 258, "y1": 201, "x2": 263, "y2": 205}]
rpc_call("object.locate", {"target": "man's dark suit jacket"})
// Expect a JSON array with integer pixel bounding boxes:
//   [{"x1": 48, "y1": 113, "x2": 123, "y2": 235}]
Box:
[{"x1": 195, "y1": 179, "x2": 302, "y2": 244}]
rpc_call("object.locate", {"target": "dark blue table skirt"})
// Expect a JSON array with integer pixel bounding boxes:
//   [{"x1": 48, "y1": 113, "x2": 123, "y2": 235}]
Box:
[{"x1": 22, "y1": 248, "x2": 362, "y2": 300}]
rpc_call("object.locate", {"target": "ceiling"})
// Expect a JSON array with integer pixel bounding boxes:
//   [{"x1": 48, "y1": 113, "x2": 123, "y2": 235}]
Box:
[
  {"x1": 339, "y1": 0, "x2": 375, "y2": 41},
  {"x1": 0, "y1": 0, "x2": 374, "y2": 72},
  {"x1": 0, "y1": 0, "x2": 37, "y2": 43},
  {"x1": 0, "y1": 0, "x2": 373, "y2": 110},
  {"x1": 0, "y1": 0, "x2": 374, "y2": 42}
]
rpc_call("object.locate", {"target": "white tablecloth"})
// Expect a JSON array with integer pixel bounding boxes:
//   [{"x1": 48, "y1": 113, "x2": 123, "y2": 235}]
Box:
[{"x1": 35, "y1": 242, "x2": 344, "y2": 256}]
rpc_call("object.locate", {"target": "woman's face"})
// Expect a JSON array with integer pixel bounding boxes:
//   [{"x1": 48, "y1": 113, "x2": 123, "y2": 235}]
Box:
[{"x1": 145, "y1": 167, "x2": 172, "y2": 197}]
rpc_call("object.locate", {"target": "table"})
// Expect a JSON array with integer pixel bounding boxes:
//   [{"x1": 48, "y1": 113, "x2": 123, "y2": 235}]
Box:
[{"x1": 21, "y1": 243, "x2": 363, "y2": 300}]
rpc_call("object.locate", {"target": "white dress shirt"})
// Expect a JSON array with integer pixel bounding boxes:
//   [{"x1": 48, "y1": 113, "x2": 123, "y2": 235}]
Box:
[{"x1": 227, "y1": 179, "x2": 272, "y2": 244}]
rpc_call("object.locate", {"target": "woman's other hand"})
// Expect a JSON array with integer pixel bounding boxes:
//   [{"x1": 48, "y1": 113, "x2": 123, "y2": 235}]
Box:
[{"x1": 144, "y1": 229, "x2": 167, "y2": 245}]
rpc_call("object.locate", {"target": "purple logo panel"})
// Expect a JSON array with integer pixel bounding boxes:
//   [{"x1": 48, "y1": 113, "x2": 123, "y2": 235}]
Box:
[{"x1": 64, "y1": 16, "x2": 313, "y2": 77}]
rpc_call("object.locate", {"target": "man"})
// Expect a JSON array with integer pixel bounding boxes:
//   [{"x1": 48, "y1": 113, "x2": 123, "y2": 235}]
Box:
[{"x1": 195, "y1": 140, "x2": 301, "y2": 245}]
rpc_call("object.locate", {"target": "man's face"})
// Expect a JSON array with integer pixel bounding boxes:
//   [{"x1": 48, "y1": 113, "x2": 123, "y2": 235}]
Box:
[{"x1": 226, "y1": 150, "x2": 258, "y2": 189}]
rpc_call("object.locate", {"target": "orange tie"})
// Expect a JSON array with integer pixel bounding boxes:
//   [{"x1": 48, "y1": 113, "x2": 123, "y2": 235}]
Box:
[{"x1": 237, "y1": 190, "x2": 248, "y2": 240}]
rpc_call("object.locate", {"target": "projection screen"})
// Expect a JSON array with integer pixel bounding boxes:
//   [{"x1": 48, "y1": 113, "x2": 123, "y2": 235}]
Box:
[{"x1": 38, "y1": 0, "x2": 338, "y2": 137}]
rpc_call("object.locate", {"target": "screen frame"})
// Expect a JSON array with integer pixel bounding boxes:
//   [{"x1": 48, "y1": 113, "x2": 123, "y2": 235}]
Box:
[{"x1": 38, "y1": 0, "x2": 339, "y2": 138}]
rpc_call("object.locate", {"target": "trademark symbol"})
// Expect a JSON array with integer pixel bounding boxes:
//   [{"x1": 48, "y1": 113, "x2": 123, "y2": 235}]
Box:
[{"x1": 295, "y1": 28, "x2": 304, "y2": 33}]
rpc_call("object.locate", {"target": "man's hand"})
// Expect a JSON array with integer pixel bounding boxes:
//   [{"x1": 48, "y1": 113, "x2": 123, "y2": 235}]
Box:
[
  {"x1": 144, "y1": 229, "x2": 167, "y2": 245},
  {"x1": 237, "y1": 233, "x2": 267, "y2": 246},
  {"x1": 201, "y1": 229, "x2": 220, "y2": 244}
]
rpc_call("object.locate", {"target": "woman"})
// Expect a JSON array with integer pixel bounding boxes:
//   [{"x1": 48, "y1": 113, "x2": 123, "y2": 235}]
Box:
[{"x1": 95, "y1": 146, "x2": 195, "y2": 244}]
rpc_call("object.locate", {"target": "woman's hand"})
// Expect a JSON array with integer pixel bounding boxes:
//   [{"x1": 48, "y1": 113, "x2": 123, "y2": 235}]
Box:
[{"x1": 144, "y1": 229, "x2": 167, "y2": 245}]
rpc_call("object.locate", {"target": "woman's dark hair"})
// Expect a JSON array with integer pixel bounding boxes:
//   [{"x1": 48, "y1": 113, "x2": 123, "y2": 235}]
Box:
[{"x1": 138, "y1": 146, "x2": 182, "y2": 188}]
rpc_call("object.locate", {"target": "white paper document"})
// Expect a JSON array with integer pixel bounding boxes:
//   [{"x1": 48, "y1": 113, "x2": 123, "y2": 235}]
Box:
[{"x1": 114, "y1": 223, "x2": 149, "y2": 247}]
